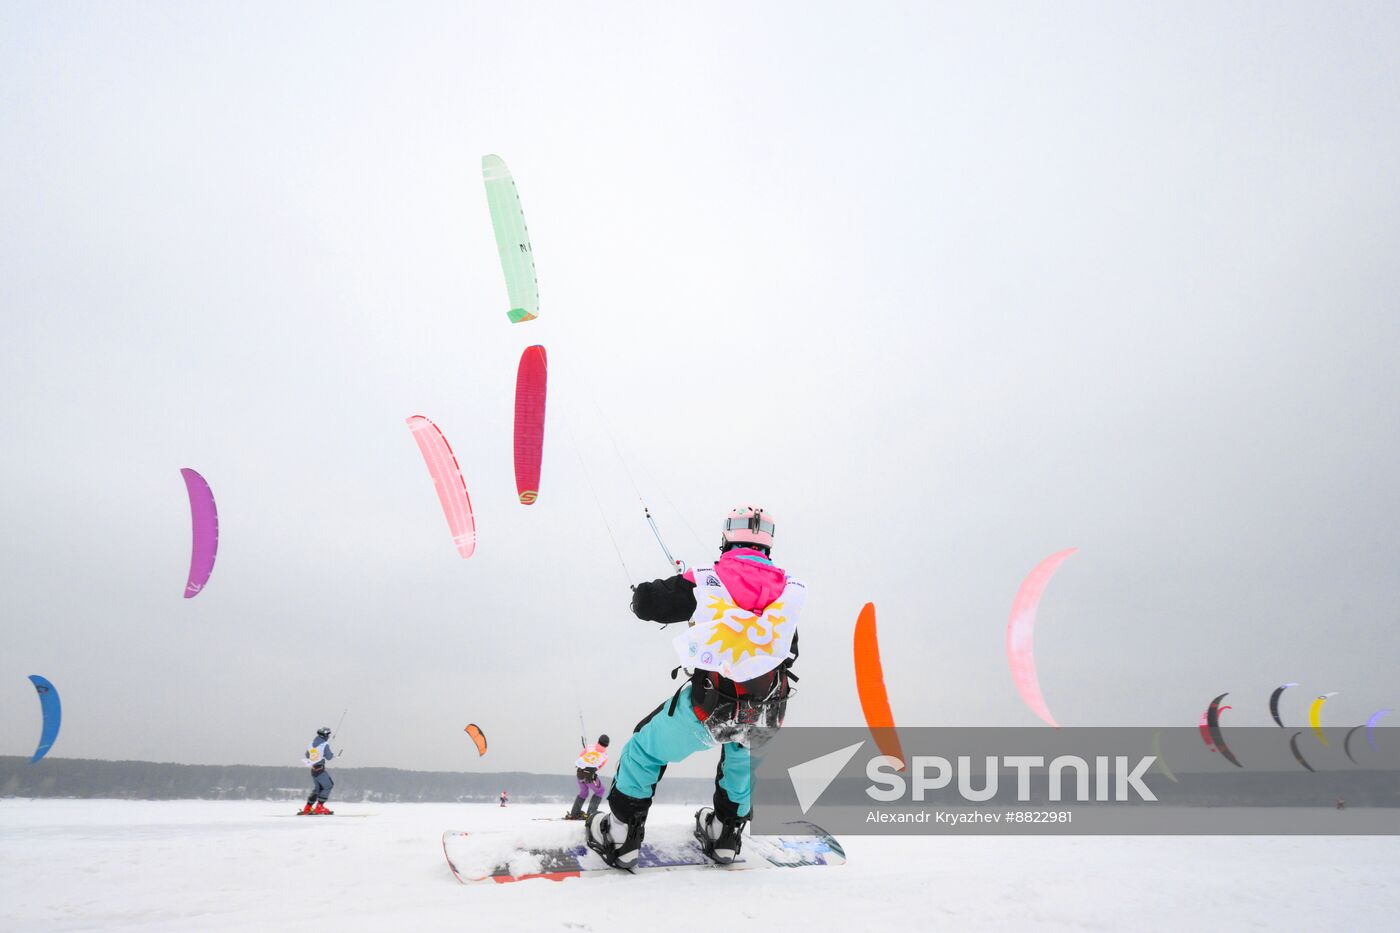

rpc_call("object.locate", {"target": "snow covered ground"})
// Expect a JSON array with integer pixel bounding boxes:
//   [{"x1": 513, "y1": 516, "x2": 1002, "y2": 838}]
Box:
[{"x1": 3, "y1": 798, "x2": 1398, "y2": 931}]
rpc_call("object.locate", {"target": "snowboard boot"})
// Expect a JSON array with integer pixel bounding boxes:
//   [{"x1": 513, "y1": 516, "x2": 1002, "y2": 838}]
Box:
[
  {"x1": 566, "y1": 796, "x2": 586, "y2": 820},
  {"x1": 312, "y1": 802, "x2": 333, "y2": 815},
  {"x1": 586, "y1": 810, "x2": 645, "y2": 870},
  {"x1": 299, "y1": 803, "x2": 315, "y2": 815},
  {"x1": 585, "y1": 794, "x2": 602, "y2": 818},
  {"x1": 695, "y1": 807, "x2": 748, "y2": 865}
]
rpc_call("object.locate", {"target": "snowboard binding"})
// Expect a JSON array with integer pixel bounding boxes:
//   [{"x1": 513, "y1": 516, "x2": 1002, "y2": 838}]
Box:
[
  {"x1": 694, "y1": 807, "x2": 747, "y2": 865},
  {"x1": 585, "y1": 811, "x2": 642, "y2": 872}
]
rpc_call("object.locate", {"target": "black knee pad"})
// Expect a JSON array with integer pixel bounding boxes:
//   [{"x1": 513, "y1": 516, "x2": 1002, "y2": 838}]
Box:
[{"x1": 606, "y1": 787, "x2": 655, "y2": 825}]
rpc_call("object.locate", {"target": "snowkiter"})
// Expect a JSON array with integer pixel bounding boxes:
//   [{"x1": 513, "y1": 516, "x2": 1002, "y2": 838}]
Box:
[
  {"x1": 499, "y1": 790, "x2": 509, "y2": 807},
  {"x1": 567, "y1": 735, "x2": 611, "y2": 820},
  {"x1": 588, "y1": 506, "x2": 804, "y2": 869},
  {"x1": 300, "y1": 727, "x2": 335, "y2": 815}
]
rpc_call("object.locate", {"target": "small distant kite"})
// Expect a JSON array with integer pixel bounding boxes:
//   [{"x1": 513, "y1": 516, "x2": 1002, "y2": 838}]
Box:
[
  {"x1": 482, "y1": 154, "x2": 539, "y2": 323},
  {"x1": 854, "y1": 602, "x2": 905, "y2": 769},
  {"x1": 464, "y1": 723, "x2": 488, "y2": 757},
  {"x1": 1367, "y1": 709, "x2": 1393, "y2": 754},
  {"x1": 513, "y1": 345, "x2": 547, "y2": 505},
  {"x1": 1150, "y1": 730, "x2": 1179, "y2": 783},
  {"x1": 1006, "y1": 548, "x2": 1077, "y2": 728},
  {"x1": 1289, "y1": 731, "x2": 1317, "y2": 773},
  {"x1": 1206, "y1": 694, "x2": 1242, "y2": 768},
  {"x1": 1309, "y1": 693, "x2": 1338, "y2": 747},
  {"x1": 1269, "y1": 682, "x2": 1297, "y2": 728},
  {"x1": 28, "y1": 675, "x2": 61, "y2": 763},
  {"x1": 1348, "y1": 709, "x2": 1395, "y2": 762},
  {"x1": 406, "y1": 416, "x2": 477, "y2": 558},
  {"x1": 1199, "y1": 709, "x2": 1215, "y2": 753},
  {"x1": 1344, "y1": 725, "x2": 1365, "y2": 765},
  {"x1": 180, "y1": 468, "x2": 218, "y2": 598}
]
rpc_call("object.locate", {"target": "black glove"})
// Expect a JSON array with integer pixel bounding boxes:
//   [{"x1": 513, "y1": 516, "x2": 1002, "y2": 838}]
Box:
[{"x1": 630, "y1": 575, "x2": 697, "y2": 624}]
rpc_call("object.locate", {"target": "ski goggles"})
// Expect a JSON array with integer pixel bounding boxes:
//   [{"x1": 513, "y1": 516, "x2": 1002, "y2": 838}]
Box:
[{"x1": 723, "y1": 514, "x2": 775, "y2": 537}]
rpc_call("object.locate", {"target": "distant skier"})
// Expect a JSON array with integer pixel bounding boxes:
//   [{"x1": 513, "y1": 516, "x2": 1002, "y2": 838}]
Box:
[
  {"x1": 1336, "y1": 796, "x2": 1346, "y2": 811},
  {"x1": 499, "y1": 790, "x2": 509, "y2": 807},
  {"x1": 588, "y1": 506, "x2": 804, "y2": 869},
  {"x1": 300, "y1": 727, "x2": 335, "y2": 815},
  {"x1": 566, "y1": 735, "x2": 611, "y2": 820}
]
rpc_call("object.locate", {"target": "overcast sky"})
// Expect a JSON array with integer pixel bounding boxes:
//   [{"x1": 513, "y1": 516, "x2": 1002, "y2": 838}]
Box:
[{"x1": 3, "y1": 2, "x2": 1399, "y2": 778}]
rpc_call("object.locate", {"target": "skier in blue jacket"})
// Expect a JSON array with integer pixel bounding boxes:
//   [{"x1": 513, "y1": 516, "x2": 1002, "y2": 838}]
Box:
[{"x1": 300, "y1": 727, "x2": 336, "y2": 815}]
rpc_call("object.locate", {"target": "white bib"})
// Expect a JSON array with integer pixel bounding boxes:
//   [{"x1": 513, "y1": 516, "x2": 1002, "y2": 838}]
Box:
[
  {"x1": 673, "y1": 566, "x2": 805, "y2": 682},
  {"x1": 575, "y1": 745, "x2": 608, "y2": 770},
  {"x1": 304, "y1": 740, "x2": 327, "y2": 768}
]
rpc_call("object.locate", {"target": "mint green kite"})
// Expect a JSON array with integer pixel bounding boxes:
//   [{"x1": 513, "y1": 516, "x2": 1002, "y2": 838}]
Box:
[{"x1": 482, "y1": 154, "x2": 539, "y2": 323}]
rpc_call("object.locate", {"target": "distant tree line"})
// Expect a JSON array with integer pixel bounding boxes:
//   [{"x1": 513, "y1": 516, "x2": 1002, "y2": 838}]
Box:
[{"x1": 0, "y1": 757, "x2": 713, "y2": 803}]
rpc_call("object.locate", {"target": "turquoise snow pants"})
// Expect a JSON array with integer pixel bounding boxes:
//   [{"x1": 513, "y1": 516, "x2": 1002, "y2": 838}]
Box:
[{"x1": 610, "y1": 685, "x2": 752, "y2": 822}]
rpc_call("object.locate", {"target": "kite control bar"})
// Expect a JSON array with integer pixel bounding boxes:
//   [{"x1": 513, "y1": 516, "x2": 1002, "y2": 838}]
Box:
[{"x1": 644, "y1": 507, "x2": 686, "y2": 575}]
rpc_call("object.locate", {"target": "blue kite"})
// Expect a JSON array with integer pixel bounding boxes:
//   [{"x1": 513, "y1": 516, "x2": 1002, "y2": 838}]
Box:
[{"x1": 28, "y1": 675, "x2": 61, "y2": 763}]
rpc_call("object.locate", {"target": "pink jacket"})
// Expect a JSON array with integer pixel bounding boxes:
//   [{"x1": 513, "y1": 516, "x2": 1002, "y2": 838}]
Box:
[{"x1": 684, "y1": 548, "x2": 787, "y2": 614}]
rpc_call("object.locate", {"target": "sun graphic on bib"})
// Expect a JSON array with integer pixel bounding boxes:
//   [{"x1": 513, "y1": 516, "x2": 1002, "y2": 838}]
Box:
[
  {"x1": 706, "y1": 596, "x2": 739, "y2": 621},
  {"x1": 703, "y1": 598, "x2": 786, "y2": 664}
]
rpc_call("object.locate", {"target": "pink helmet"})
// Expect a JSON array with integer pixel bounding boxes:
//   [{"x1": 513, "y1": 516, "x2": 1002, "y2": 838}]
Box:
[{"x1": 721, "y1": 505, "x2": 775, "y2": 552}]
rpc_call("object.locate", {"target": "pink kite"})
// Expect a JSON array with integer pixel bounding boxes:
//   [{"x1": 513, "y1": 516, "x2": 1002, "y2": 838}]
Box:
[
  {"x1": 406, "y1": 416, "x2": 476, "y2": 558},
  {"x1": 513, "y1": 345, "x2": 547, "y2": 505},
  {"x1": 180, "y1": 468, "x2": 218, "y2": 598},
  {"x1": 1005, "y1": 548, "x2": 1077, "y2": 727}
]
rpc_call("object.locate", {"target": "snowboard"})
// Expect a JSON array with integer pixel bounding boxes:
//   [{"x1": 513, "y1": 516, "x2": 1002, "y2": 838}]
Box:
[{"x1": 442, "y1": 820, "x2": 844, "y2": 884}]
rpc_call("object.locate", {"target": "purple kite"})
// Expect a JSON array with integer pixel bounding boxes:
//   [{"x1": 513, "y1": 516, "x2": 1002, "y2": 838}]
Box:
[
  {"x1": 180, "y1": 468, "x2": 218, "y2": 598},
  {"x1": 1367, "y1": 709, "x2": 1394, "y2": 753}
]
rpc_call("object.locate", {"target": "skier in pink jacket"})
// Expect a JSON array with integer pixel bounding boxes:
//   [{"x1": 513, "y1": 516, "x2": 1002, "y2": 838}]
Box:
[{"x1": 566, "y1": 735, "x2": 612, "y2": 820}]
